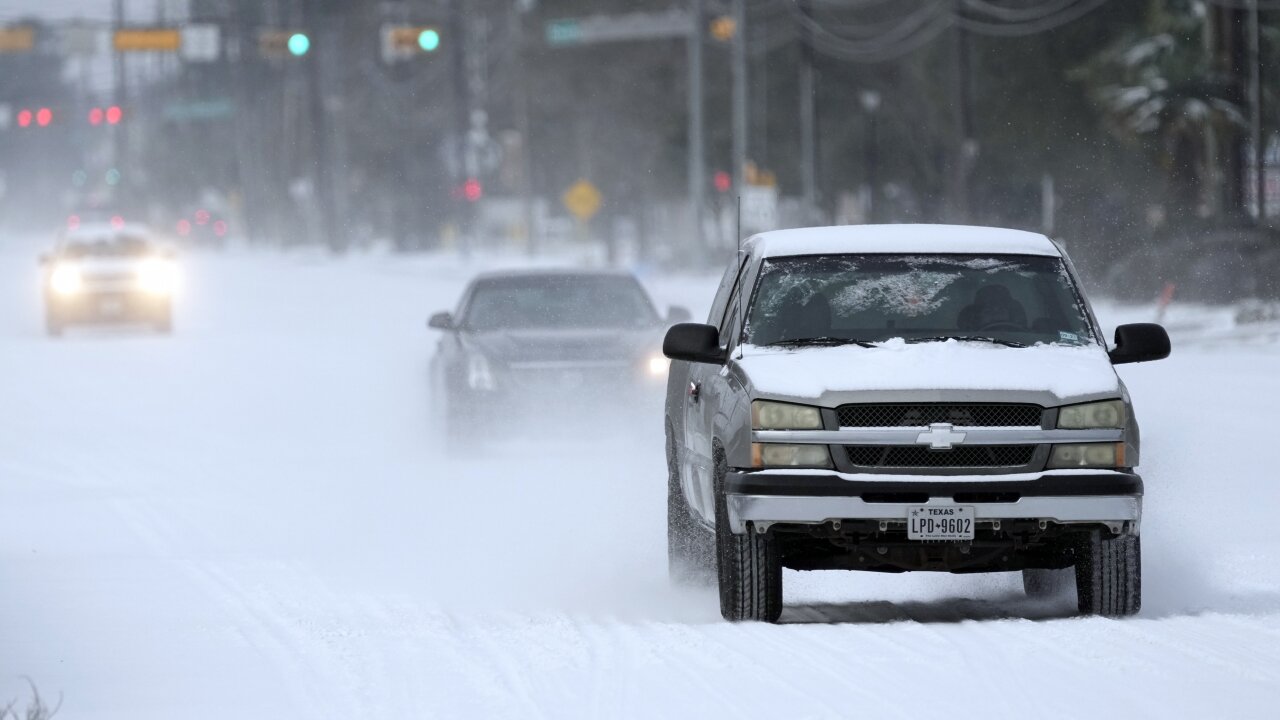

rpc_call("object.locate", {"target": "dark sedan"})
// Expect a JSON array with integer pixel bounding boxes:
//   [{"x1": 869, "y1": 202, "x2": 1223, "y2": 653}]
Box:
[{"x1": 427, "y1": 269, "x2": 689, "y2": 442}]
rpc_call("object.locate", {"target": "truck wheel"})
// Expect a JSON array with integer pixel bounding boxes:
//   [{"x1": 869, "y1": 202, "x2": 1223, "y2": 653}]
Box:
[
  {"x1": 1022, "y1": 568, "x2": 1072, "y2": 598},
  {"x1": 713, "y1": 448, "x2": 782, "y2": 622},
  {"x1": 667, "y1": 421, "x2": 713, "y2": 585},
  {"x1": 1074, "y1": 531, "x2": 1141, "y2": 617}
]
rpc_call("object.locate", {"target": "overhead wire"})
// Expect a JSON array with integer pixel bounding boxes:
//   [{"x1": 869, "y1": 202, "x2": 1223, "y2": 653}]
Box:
[
  {"x1": 957, "y1": 0, "x2": 1115, "y2": 37},
  {"x1": 785, "y1": 0, "x2": 1119, "y2": 62}
]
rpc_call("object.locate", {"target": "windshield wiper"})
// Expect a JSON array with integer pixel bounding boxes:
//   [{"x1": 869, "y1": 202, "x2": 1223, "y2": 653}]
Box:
[
  {"x1": 906, "y1": 335, "x2": 1028, "y2": 348},
  {"x1": 764, "y1": 336, "x2": 877, "y2": 349}
]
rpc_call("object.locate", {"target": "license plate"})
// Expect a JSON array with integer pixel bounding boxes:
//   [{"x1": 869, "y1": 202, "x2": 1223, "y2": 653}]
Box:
[
  {"x1": 907, "y1": 506, "x2": 975, "y2": 541},
  {"x1": 98, "y1": 298, "x2": 124, "y2": 316}
]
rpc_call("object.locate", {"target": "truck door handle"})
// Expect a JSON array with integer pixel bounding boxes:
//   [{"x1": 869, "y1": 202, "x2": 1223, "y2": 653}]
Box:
[{"x1": 688, "y1": 382, "x2": 700, "y2": 402}]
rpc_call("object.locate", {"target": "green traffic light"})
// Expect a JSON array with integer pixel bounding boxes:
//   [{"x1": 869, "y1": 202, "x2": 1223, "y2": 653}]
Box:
[
  {"x1": 288, "y1": 33, "x2": 310, "y2": 56},
  {"x1": 418, "y1": 29, "x2": 440, "y2": 52}
]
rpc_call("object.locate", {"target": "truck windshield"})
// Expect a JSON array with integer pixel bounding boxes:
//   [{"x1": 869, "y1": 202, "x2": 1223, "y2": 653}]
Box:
[{"x1": 745, "y1": 254, "x2": 1096, "y2": 348}]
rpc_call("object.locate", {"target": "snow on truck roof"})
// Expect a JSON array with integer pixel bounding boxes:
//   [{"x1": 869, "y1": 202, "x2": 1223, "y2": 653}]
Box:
[{"x1": 748, "y1": 224, "x2": 1062, "y2": 259}]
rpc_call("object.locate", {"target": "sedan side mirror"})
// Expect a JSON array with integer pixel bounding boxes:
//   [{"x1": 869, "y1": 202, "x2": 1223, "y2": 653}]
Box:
[
  {"x1": 663, "y1": 323, "x2": 726, "y2": 365},
  {"x1": 667, "y1": 305, "x2": 692, "y2": 324},
  {"x1": 428, "y1": 311, "x2": 455, "y2": 330},
  {"x1": 1109, "y1": 323, "x2": 1171, "y2": 365}
]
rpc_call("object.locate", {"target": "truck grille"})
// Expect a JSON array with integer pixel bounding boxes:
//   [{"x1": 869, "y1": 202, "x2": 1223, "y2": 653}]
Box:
[
  {"x1": 836, "y1": 403, "x2": 1042, "y2": 428},
  {"x1": 845, "y1": 445, "x2": 1036, "y2": 468}
]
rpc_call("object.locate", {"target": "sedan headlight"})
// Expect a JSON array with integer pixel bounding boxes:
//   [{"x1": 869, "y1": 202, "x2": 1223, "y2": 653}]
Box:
[
  {"x1": 50, "y1": 264, "x2": 83, "y2": 295},
  {"x1": 467, "y1": 353, "x2": 497, "y2": 391},
  {"x1": 1057, "y1": 400, "x2": 1126, "y2": 429},
  {"x1": 751, "y1": 400, "x2": 823, "y2": 430},
  {"x1": 645, "y1": 353, "x2": 670, "y2": 377},
  {"x1": 751, "y1": 443, "x2": 832, "y2": 469},
  {"x1": 136, "y1": 258, "x2": 177, "y2": 296},
  {"x1": 1047, "y1": 443, "x2": 1125, "y2": 469}
]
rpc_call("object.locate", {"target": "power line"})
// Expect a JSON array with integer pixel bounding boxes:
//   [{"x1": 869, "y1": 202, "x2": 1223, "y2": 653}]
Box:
[{"x1": 957, "y1": 0, "x2": 1114, "y2": 37}]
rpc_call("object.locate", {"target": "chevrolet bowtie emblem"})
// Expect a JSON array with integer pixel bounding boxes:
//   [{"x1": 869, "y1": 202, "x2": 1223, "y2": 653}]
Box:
[{"x1": 917, "y1": 422, "x2": 966, "y2": 450}]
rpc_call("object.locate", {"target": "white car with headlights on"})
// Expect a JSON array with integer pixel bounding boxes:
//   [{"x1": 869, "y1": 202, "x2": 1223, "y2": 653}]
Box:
[{"x1": 40, "y1": 224, "x2": 178, "y2": 336}]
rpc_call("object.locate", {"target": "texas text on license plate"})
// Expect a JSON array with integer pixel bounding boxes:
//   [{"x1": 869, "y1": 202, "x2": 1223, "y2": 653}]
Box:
[{"x1": 907, "y1": 506, "x2": 975, "y2": 541}]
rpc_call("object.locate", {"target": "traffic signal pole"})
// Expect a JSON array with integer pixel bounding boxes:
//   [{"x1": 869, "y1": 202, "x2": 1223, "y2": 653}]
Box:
[
  {"x1": 731, "y1": 0, "x2": 748, "y2": 202},
  {"x1": 688, "y1": 0, "x2": 707, "y2": 259}
]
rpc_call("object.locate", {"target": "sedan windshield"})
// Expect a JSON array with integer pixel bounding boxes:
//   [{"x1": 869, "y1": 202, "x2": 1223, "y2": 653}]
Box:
[
  {"x1": 463, "y1": 275, "x2": 659, "y2": 331},
  {"x1": 745, "y1": 254, "x2": 1096, "y2": 347}
]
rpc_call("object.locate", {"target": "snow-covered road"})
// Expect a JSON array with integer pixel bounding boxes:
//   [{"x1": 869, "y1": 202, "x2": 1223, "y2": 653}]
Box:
[{"x1": 2, "y1": 248, "x2": 1278, "y2": 718}]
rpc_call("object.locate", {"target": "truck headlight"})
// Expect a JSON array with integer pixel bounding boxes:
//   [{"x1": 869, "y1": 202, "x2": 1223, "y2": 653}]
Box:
[
  {"x1": 1047, "y1": 443, "x2": 1125, "y2": 469},
  {"x1": 1057, "y1": 400, "x2": 1126, "y2": 429},
  {"x1": 50, "y1": 264, "x2": 83, "y2": 295},
  {"x1": 751, "y1": 443, "x2": 832, "y2": 469},
  {"x1": 136, "y1": 258, "x2": 177, "y2": 296},
  {"x1": 752, "y1": 400, "x2": 823, "y2": 430}
]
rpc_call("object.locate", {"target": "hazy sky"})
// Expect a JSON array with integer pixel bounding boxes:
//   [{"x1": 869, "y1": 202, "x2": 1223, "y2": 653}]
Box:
[{"x1": 1, "y1": 0, "x2": 189, "y2": 23}]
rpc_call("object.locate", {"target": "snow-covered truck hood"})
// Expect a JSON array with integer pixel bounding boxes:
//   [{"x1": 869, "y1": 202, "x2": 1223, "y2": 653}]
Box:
[{"x1": 735, "y1": 339, "x2": 1122, "y2": 408}]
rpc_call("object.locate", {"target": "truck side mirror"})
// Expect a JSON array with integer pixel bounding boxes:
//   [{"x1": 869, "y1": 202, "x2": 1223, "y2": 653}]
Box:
[
  {"x1": 1109, "y1": 323, "x2": 1171, "y2": 365},
  {"x1": 663, "y1": 323, "x2": 726, "y2": 365}
]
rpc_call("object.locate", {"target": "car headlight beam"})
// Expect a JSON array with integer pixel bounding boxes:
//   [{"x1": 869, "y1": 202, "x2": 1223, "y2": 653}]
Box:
[
  {"x1": 136, "y1": 258, "x2": 177, "y2": 296},
  {"x1": 50, "y1": 264, "x2": 83, "y2": 295},
  {"x1": 1057, "y1": 400, "x2": 1126, "y2": 429},
  {"x1": 646, "y1": 354, "x2": 670, "y2": 377},
  {"x1": 467, "y1": 354, "x2": 497, "y2": 391},
  {"x1": 752, "y1": 400, "x2": 823, "y2": 430}
]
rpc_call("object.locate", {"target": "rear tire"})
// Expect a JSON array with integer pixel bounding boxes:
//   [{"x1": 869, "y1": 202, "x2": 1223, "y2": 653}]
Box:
[
  {"x1": 713, "y1": 448, "x2": 782, "y2": 622},
  {"x1": 667, "y1": 421, "x2": 713, "y2": 585},
  {"x1": 1074, "y1": 531, "x2": 1141, "y2": 617}
]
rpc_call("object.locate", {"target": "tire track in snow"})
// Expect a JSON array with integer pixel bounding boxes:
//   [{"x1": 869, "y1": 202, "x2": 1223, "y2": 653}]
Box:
[{"x1": 108, "y1": 496, "x2": 356, "y2": 718}]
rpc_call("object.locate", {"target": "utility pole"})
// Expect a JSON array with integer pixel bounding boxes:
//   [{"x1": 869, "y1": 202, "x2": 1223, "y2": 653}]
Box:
[
  {"x1": 305, "y1": 0, "x2": 348, "y2": 252},
  {"x1": 731, "y1": 0, "x2": 748, "y2": 197},
  {"x1": 513, "y1": 2, "x2": 537, "y2": 255},
  {"x1": 112, "y1": 0, "x2": 127, "y2": 210},
  {"x1": 1247, "y1": 0, "x2": 1265, "y2": 221},
  {"x1": 950, "y1": 0, "x2": 974, "y2": 224},
  {"x1": 688, "y1": 0, "x2": 707, "y2": 257},
  {"x1": 797, "y1": 0, "x2": 817, "y2": 217},
  {"x1": 448, "y1": 0, "x2": 471, "y2": 255}
]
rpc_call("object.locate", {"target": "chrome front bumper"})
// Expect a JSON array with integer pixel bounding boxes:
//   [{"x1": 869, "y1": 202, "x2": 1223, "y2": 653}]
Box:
[{"x1": 726, "y1": 493, "x2": 1141, "y2": 535}]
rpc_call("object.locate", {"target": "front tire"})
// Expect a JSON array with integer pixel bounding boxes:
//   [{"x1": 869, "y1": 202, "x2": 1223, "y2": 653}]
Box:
[
  {"x1": 1074, "y1": 531, "x2": 1141, "y2": 617},
  {"x1": 667, "y1": 421, "x2": 713, "y2": 585},
  {"x1": 713, "y1": 448, "x2": 782, "y2": 622}
]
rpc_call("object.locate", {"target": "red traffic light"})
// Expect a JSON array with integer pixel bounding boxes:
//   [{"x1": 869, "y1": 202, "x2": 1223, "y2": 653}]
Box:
[
  {"x1": 463, "y1": 178, "x2": 483, "y2": 202},
  {"x1": 176, "y1": 219, "x2": 192, "y2": 236},
  {"x1": 17, "y1": 109, "x2": 32, "y2": 128},
  {"x1": 110, "y1": 215, "x2": 125, "y2": 230},
  {"x1": 213, "y1": 220, "x2": 228, "y2": 237},
  {"x1": 67, "y1": 215, "x2": 81, "y2": 231},
  {"x1": 106, "y1": 106, "x2": 122, "y2": 125},
  {"x1": 714, "y1": 170, "x2": 732, "y2": 193},
  {"x1": 89, "y1": 107, "x2": 104, "y2": 125},
  {"x1": 36, "y1": 108, "x2": 52, "y2": 127}
]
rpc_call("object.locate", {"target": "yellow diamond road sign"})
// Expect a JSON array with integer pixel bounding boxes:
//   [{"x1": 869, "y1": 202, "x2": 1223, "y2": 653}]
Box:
[{"x1": 563, "y1": 180, "x2": 602, "y2": 221}]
